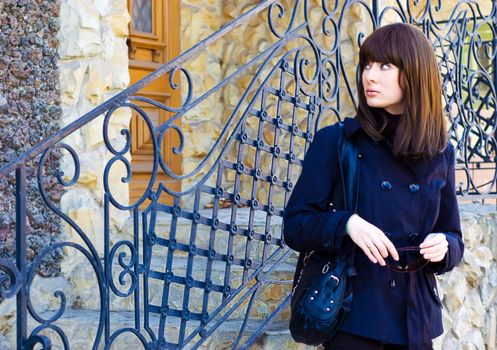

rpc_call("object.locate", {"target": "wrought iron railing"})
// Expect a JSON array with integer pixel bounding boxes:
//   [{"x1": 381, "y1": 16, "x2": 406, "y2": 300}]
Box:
[{"x1": 1, "y1": 1, "x2": 496, "y2": 349}]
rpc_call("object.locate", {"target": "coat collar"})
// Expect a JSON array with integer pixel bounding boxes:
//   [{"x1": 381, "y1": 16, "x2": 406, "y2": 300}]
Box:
[
  {"x1": 343, "y1": 116, "x2": 362, "y2": 138},
  {"x1": 341, "y1": 115, "x2": 445, "y2": 181}
]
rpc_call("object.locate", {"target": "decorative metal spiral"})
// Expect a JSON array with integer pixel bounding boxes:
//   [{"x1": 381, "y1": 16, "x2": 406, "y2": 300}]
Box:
[
  {"x1": 0, "y1": 258, "x2": 21, "y2": 299},
  {"x1": 109, "y1": 240, "x2": 138, "y2": 297},
  {"x1": 103, "y1": 102, "x2": 158, "y2": 210}
]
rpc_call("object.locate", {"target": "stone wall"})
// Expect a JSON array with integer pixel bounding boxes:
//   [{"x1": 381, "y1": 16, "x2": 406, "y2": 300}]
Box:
[
  {"x1": 57, "y1": 0, "x2": 131, "y2": 260},
  {"x1": 0, "y1": 0, "x2": 63, "y2": 276},
  {"x1": 434, "y1": 204, "x2": 497, "y2": 350}
]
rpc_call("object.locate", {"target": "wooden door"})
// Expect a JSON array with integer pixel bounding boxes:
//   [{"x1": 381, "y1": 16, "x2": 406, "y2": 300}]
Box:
[{"x1": 127, "y1": 0, "x2": 181, "y2": 206}]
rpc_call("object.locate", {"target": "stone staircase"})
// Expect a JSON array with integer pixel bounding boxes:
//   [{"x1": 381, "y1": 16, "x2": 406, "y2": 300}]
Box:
[
  {"x1": 0, "y1": 208, "x2": 309, "y2": 349},
  {"x1": 0, "y1": 306, "x2": 314, "y2": 349}
]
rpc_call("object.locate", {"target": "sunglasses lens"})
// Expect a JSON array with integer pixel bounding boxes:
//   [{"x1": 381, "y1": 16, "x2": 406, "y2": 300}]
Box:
[
  {"x1": 385, "y1": 246, "x2": 428, "y2": 272},
  {"x1": 385, "y1": 255, "x2": 404, "y2": 271}
]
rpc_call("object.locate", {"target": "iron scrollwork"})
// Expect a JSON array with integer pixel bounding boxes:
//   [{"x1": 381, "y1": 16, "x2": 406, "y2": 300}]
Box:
[{"x1": 0, "y1": 258, "x2": 21, "y2": 299}]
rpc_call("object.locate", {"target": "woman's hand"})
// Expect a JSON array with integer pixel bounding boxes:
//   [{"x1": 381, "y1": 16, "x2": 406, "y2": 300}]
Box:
[
  {"x1": 419, "y1": 233, "x2": 448, "y2": 262},
  {"x1": 345, "y1": 214, "x2": 399, "y2": 266}
]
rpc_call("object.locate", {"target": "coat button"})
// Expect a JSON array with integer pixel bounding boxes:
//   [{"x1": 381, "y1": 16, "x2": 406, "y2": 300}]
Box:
[
  {"x1": 409, "y1": 232, "x2": 419, "y2": 242},
  {"x1": 409, "y1": 183, "x2": 420, "y2": 193},
  {"x1": 357, "y1": 153, "x2": 363, "y2": 159},
  {"x1": 381, "y1": 181, "x2": 392, "y2": 191},
  {"x1": 390, "y1": 279, "x2": 396, "y2": 288}
]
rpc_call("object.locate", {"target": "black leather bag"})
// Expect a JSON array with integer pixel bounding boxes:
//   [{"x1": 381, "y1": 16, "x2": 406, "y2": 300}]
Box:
[{"x1": 289, "y1": 122, "x2": 359, "y2": 345}]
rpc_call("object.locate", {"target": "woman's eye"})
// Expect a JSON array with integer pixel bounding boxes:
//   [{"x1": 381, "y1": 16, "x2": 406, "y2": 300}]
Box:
[{"x1": 363, "y1": 62, "x2": 389, "y2": 70}]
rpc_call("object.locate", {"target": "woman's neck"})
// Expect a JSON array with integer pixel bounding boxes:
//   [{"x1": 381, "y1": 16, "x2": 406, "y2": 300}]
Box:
[
  {"x1": 384, "y1": 105, "x2": 403, "y2": 115},
  {"x1": 382, "y1": 108, "x2": 402, "y2": 119}
]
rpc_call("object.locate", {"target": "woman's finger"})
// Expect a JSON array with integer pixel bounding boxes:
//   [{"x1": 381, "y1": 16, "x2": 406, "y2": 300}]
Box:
[
  {"x1": 420, "y1": 233, "x2": 446, "y2": 248},
  {"x1": 370, "y1": 235, "x2": 388, "y2": 258},
  {"x1": 423, "y1": 247, "x2": 448, "y2": 261},
  {"x1": 425, "y1": 251, "x2": 446, "y2": 262},
  {"x1": 422, "y1": 250, "x2": 445, "y2": 260},
  {"x1": 359, "y1": 242, "x2": 378, "y2": 264},
  {"x1": 420, "y1": 241, "x2": 448, "y2": 256},
  {"x1": 368, "y1": 242, "x2": 386, "y2": 266},
  {"x1": 379, "y1": 234, "x2": 399, "y2": 261}
]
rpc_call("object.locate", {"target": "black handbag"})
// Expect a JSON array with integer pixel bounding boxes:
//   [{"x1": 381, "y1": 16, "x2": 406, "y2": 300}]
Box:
[{"x1": 289, "y1": 122, "x2": 359, "y2": 345}]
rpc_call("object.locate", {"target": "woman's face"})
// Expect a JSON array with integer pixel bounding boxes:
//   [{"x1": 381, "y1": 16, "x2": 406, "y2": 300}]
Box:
[{"x1": 362, "y1": 62, "x2": 404, "y2": 115}]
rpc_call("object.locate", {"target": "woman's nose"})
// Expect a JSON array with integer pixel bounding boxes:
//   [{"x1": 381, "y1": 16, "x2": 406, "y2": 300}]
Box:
[{"x1": 365, "y1": 67, "x2": 379, "y2": 83}]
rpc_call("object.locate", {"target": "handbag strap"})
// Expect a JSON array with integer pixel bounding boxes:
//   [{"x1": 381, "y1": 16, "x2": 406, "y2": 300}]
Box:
[
  {"x1": 296, "y1": 121, "x2": 359, "y2": 277},
  {"x1": 335, "y1": 121, "x2": 359, "y2": 274},
  {"x1": 333, "y1": 121, "x2": 359, "y2": 213}
]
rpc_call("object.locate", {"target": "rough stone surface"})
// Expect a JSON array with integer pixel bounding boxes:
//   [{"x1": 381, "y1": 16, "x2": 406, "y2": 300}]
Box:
[
  {"x1": 57, "y1": 0, "x2": 132, "y2": 275},
  {"x1": 0, "y1": 0, "x2": 63, "y2": 277},
  {"x1": 433, "y1": 204, "x2": 497, "y2": 350},
  {"x1": 0, "y1": 310, "x2": 303, "y2": 350}
]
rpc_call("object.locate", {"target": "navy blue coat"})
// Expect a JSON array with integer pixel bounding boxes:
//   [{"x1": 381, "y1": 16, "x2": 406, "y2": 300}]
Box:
[{"x1": 283, "y1": 116, "x2": 464, "y2": 350}]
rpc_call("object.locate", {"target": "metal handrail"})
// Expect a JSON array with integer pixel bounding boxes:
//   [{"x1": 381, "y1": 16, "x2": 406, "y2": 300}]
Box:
[{"x1": 0, "y1": 0, "x2": 277, "y2": 178}]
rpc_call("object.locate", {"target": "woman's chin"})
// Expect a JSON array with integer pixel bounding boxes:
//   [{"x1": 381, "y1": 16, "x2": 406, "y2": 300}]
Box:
[{"x1": 366, "y1": 101, "x2": 386, "y2": 108}]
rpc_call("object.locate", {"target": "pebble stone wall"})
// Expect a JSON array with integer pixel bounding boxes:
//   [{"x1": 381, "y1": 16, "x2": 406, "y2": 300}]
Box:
[{"x1": 0, "y1": 0, "x2": 63, "y2": 277}]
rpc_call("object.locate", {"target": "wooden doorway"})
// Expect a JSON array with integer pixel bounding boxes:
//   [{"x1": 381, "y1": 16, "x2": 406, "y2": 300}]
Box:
[{"x1": 127, "y1": 0, "x2": 181, "y2": 206}]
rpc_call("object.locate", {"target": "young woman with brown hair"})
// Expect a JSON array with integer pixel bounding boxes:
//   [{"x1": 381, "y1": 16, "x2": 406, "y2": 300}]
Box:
[{"x1": 284, "y1": 23, "x2": 464, "y2": 350}]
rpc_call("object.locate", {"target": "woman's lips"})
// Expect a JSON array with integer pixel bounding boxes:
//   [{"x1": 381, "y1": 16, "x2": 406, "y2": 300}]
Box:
[{"x1": 365, "y1": 90, "x2": 379, "y2": 96}]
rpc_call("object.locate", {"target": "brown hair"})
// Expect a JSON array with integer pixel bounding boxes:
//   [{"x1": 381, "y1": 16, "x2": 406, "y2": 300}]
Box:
[{"x1": 357, "y1": 23, "x2": 447, "y2": 159}]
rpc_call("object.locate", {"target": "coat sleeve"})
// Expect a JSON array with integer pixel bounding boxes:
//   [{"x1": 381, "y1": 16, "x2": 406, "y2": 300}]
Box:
[
  {"x1": 283, "y1": 125, "x2": 354, "y2": 255},
  {"x1": 427, "y1": 143, "x2": 464, "y2": 275}
]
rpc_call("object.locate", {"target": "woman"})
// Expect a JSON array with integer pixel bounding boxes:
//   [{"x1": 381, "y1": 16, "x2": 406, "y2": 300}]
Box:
[{"x1": 283, "y1": 23, "x2": 464, "y2": 350}]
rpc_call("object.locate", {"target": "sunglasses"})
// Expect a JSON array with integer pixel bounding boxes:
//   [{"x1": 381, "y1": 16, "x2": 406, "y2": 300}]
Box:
[{"x1": 384, "y1": 246, "x2": 428, "y2": 273}]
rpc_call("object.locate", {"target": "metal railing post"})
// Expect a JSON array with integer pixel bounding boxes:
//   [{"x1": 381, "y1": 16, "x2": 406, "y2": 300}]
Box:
[
  {"x1": 372, "y1": 0, "x2": 379, "y2": 25},
  {"x1": 16, "y1": 166, "x2": 27, "y2": 350}
]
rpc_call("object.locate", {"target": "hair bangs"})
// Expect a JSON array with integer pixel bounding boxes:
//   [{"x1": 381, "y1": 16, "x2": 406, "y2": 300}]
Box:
[{"x1": 359, "y1": 27, "x2": 403, "y2": 68}]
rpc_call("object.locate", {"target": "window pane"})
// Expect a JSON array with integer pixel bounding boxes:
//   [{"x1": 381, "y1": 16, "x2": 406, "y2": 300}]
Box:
[{"x1": 132, "y1": 0, "x2": 152, "y2": 33}]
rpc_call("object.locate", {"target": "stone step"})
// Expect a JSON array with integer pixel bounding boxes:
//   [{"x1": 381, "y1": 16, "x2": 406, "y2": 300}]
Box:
[
  {"x1": 45, "y1": 206, "x2": 299, "y2": 318},
  {"x1": 0, "y1": 308, "x2": 317, "y2": 350},
  {"x1": 119, "y1": 208, "x2": 287, "y2": 263},
  {"x1": 30, "y1": 253, "x2": 297, "y2": 321}
]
